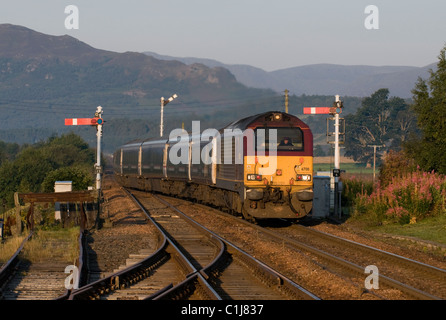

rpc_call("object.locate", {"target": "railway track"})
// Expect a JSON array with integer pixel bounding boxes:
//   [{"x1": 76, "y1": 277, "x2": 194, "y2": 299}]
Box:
[
  {"x1": 157, "y1": 195, "x2": 446, "y2": 300},
  {"x1": 69, "y1": 189, "x2": 319, "y2": 300},
  {"x1": 0, "y1": 233, "x2": 71, "y2": 300},
  {"x1": 271, "y1": 223, "x2": 446, "y2": 300},
  {"x1": 4, "y1": 172, "x2": 443, "y2": 301},
  {"x1": 143, "y1": 192, "x2": 318, "y2": 300}
]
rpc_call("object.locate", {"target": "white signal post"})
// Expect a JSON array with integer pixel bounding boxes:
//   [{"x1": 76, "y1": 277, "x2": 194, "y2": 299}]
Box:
[
  {"x1": 65, "y1": 106, "x2": 104, "y2": 192},
  {"x1": 333, "y1": 95, "x2": 342, "y2": 219},
  {"x1": 334, "y1": 95, "x2": 341, "y2": 175},
  {"x1": 160, "y1": 94, "x2": 178, "y2": 137},
  {"x1": 95, "y1": 106, "x2": 103, "y2": 191},
  {"x1": 304, "y1": 95, "x2": 344, "y2": 218}
]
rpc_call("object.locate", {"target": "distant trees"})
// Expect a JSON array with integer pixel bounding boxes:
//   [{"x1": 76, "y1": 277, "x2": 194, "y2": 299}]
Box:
[
  {"x1": 0, "y1": 141, "x2": 21, "y2": 166},
  {"x1": 344, "y1": 45, "x2": 446, "y2": 175},
  {"x1": 0, "y1": 133, "x2": 95, "y2": 207},
  {"x1": 344, "y1": 88, "x2": 416, "y2": 164},
  {"x1": 314, "y1": 145, "x2": 326, "y2": 157},
  {"x1": 405, "y1": 47, "x2": 446, "y2": 174}
]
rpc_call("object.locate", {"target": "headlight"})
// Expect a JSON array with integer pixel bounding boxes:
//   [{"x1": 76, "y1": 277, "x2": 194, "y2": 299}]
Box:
[
  {"x1": 296, "y1": 174, "x2": 312, "y2": 181},
  {"x1": 247, "y1": 174, "x2": 263, "y2": 181}
]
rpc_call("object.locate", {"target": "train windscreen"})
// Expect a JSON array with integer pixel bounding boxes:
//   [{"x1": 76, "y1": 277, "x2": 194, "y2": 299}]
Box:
[{"x1": 254, "y1": 127, "x2": 304, "y2": 151}]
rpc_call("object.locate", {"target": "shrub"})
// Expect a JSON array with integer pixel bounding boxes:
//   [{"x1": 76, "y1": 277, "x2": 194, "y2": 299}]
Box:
[
  {"x1": 353, "y1": 169, "x2": 446, "y2": 224},
  {"x1": 341, "y1": 175, "x2": 374, "y2": 208},
  {"x1": 379, "y1": 150, "x2": 417, "y2": 187}
]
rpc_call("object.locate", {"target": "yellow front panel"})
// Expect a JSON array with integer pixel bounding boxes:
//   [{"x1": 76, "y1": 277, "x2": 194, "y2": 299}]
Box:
[{"x1": 244, "y1": 156, "x2": 313, "y2": 190}]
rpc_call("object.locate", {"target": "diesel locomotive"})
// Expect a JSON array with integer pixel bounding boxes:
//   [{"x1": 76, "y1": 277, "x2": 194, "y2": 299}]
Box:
[{"x1": 113, "y1": 111, "x2": 313, "y2": 221}]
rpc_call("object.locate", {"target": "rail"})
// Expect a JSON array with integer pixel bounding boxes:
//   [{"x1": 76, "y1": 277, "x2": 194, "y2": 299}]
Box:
[
  {"x1": 143, "y1": 192, "x2": 319, "y2": 300},
  {"x1": 0, "y1": 232, "x2": 33, "y2": 289}
]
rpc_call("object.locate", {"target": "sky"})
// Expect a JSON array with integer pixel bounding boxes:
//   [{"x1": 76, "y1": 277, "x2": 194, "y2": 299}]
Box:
[{"x1": 1, "y1": 0, "x2": 446, "y2": 71}]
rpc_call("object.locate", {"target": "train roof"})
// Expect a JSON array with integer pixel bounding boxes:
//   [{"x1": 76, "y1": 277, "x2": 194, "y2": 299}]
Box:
[
  {"x1": 117, "y1": 111, "x2": 310, "y2": 149},
  {"x1": 221, "y1": 111, "x2": 310, "y2": 131}
]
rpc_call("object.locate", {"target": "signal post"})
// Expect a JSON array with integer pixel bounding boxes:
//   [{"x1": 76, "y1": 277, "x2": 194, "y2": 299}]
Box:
[
  {"x1": 65, "y1": 106, "x2": 104, "y2": 192},
  {"x1": 304, "y1": 96, "x2": 345, "y2": 218},
  {"x1": 65, "y1": 106, "x2": 104, "y2": 227}
]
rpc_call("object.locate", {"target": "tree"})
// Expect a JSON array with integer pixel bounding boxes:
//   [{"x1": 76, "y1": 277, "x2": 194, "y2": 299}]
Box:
[
  {"x1": 344, "y1": 89, "x2": 416, "y2": 164},
  {"x1": 314, "y1": 145, "x2": 326, "y2": 157},
  {"x1": 0, "y1": 133, "x2": 95, "y2": 207},
  {"x1": 407, "y1": 47, "x2": 446, "y2": 174},
  {"x1": 41, "y1": 166, "x2": 93, "y2": 192}
]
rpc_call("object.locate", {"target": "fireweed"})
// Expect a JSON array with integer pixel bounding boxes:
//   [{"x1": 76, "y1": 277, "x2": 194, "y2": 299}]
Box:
[{"x1": 353, "y1": 169, "x2": 446, "y2": 224}]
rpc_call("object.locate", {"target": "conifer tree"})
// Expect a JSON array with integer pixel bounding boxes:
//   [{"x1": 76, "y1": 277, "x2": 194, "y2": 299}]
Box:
[{"x1": 408, "y1": 47, "x2": 446, "y2": 173}]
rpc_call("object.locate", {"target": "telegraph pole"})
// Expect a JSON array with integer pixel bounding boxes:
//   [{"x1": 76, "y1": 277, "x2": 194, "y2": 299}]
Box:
[
  {"x1": 368, "y1": 144, "x2": 384, "y2": 183},
  {"x1": 284, "y1": 89, "x2": 289, "y2": 113},
  {"x1": 160, "y1": 94, "x2": 178, "y2": 137}
]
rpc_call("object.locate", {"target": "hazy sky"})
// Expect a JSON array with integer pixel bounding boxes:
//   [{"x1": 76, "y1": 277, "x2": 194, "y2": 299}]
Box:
[{"x1": 1, "y1": 0, "x2": 445, "y2": 71}]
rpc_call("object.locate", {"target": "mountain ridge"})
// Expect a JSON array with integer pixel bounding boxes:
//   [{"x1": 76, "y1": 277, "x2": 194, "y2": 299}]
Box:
[
  {"x1": 144, "y1": 51, "x2": 435, "y2": 98},
  {"x1": 0, "y1": 23, "x2": 277, "y2": 151}
]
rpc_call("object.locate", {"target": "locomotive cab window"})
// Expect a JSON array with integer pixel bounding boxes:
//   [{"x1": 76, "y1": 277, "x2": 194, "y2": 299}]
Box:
[{"x1": 254, "y1": 127, "x2": 304, "y2": 151}]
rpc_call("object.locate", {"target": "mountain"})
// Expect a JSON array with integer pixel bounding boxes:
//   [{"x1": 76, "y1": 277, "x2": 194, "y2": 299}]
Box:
[
  {"x1": 0, "y1": 24, "x2": 278, "y2": 151},
  {"x1": 0, "y1": 24, "x2": 273, "y2": 127},
  {"x1": 0, "y1": 24, "x2": 428, "y2": 152},
  {"x1": 144, "y1": 51, "x2": 435, "y2": 98},
  {"x1": 0, "y1": 24, "x2": 112, "y2": 63}
]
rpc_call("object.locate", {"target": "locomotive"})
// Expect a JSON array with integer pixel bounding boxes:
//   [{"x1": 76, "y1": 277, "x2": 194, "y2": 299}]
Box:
[{"x1": 113, "y1": 111, "x2": 313, "y2": 221}]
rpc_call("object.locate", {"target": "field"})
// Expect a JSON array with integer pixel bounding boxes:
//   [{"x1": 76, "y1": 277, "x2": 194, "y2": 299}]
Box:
[{"x1": 313, "y1": 156, "x2": 374, "y2": 175}]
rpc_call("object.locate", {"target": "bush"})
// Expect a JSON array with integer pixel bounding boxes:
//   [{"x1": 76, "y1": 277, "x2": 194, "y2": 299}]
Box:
[
  {"x1": 379, "y1": 150, "x2": 417, "y2": 187},
  {"x1": 341, "y1": 175, "x2": 374, "y2": 208},
  {"x1": 41, "y1": 166, "x2": 93, "y2": 192},
  {"x1": 0, "y1": 133, "x2": 95, "y2": 207},
  {"x1": 353, "y1": 169, "x2": 446, "y2": 224}
]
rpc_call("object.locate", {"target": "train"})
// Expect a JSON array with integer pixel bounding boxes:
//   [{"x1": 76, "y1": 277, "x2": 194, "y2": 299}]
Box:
[{"x1": 113, "y1": 111, "x2": 313, "y2": 221}]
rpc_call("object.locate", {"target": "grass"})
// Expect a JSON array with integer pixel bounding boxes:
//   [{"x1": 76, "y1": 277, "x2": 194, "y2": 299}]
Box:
[
  {"x1": 1, "y1": 203, "x2": 82, "y2": 265},
  {"x1": 0, "y1": 235, "x2": 27, "y2": 265},
  {"x1": 371, "y1": 214, "x2": 446, "y2": 245},
  {"x1": 21, "y1": 227, "x2": 80, "y2": 264},
  {"x1": 346, "y1": 214, "x2": 446, "y2": 250},
  {"x1": 314, "y1": 162, "x2": 375, "y2": 175}
]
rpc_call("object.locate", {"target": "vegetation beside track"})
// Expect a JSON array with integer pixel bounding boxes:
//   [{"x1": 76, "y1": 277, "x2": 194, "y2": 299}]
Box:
[{"x1": 340, "y1": 152, "x2": 446, "y2": 246}]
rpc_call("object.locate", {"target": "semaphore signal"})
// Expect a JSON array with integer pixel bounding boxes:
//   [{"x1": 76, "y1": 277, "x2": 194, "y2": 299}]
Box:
[
  {"x1": 304, "y1": 96, "x2": 344, "y2": 218},
  {"x1": 303, "y1": 107, "x2": 342, "y2": 115},
  {"x1": 65, "y1": 106, "x2": 104, "y2": 194},
  {"x1": 64, "y1": 117, "x2": 103, "y2": 126}
]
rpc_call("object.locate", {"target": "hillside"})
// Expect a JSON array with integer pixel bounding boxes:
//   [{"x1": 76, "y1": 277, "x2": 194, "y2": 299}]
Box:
[
  {"x1": 144, "y1": 51, "x2": 435, "y2": 98},
  {"x1": 0, "y1": 24, "x2": 396, "y2": 153},
  {"x1": 0, "y1": 24, "x2": 273, "y2": 128},
  {"x1": 0, "y1": 24, "x2": 282, "y2": 150}
]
